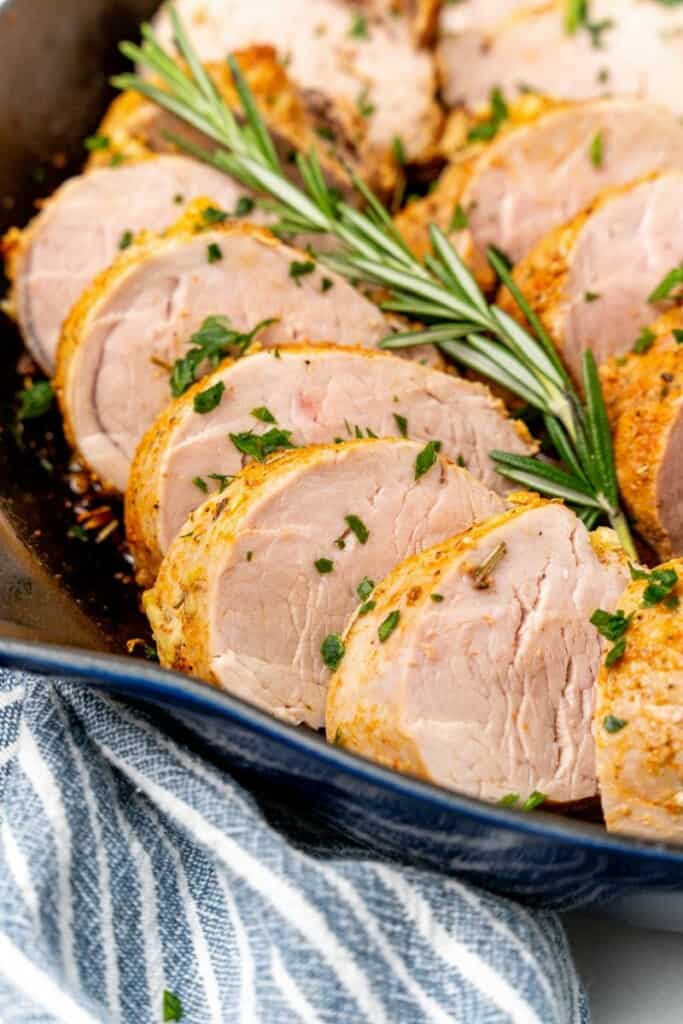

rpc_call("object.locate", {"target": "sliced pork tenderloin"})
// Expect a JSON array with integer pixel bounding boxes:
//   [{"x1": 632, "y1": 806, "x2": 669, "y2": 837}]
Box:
[
  {"x1": 596, "y1": 559, "x2": 683, "y2": 843},
  {"x1": 126, "y1": 342, "x2": 536, "y2": 586},
  {"x1": 151, "y1": 0, "x2": 441, "y2": 163},
  {"x1": 395, "y1": 99, "x2": 683, "y2": 285},
  {"x1": 55, "y1": 203, "x2": 413, "y2": 493},
  {"x1": 438, "y1": 0, "x2": 529, "y2": 35},
  {"x1": 498, "y1": 173, "x2": 683, "y2": 383},
  {"x1": 89, "y1": 47, "x2": 395, "y2": 201},
  {"x1": 599, "y1": 312, "x2": 683, "y2": 560},
  {"x1": 359, "y1": 0, "x2": 440, "y2": 46},
  {"x1": 144, "y1": 438, "x2": 504, "y2": 727},
  {"x1": 437, "y1": 0, "x2": 683, "y2": 116},
  {"x1": 326, "y1": 495, "x2": 629, "y2": 805},
  {"x1": 1, "y1": 155, "x2": 264, "y2": 373}
]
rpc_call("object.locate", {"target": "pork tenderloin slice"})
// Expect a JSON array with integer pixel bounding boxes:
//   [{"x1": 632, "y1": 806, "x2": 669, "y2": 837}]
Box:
[
  {"x1": 395, "y1": 99, "x2": 683, "y2": 278},
  {"x1": 126, "y1": 342, "x2": 536, "y2": 586},
  {"x1": 55, "y1": 205, "x2": 401, "y2": 493},
  {"x1": 601, "y1": 331, "x2": 683, "y2": 561},
  {"x1": 89, "y1": 47, "x2": 395, "y2": 200},
  {"x1": 151, "y1": 0, "x2": 441, "y2": 161},
  {"x1": 1, "y1": 155, "x2": 263, "y2": 374},
  {"x1": 438, "y1": 0, "x2": 532, "y2": 35},
  {"x1": 437, "y1": 0, "x2": 683, "y2": 115},
  {"x1": 143, "y1": 438, "x2": 505, "y2": 728},
  {"x1": 326, "y1": 496, "x2": 629, "y2": 804},
  {"x1": 498, "y1": 173, "x2": 683, "y2": 383},
  {"x1": 596, "y1": 560, "x2": 683, "y2": 844}
]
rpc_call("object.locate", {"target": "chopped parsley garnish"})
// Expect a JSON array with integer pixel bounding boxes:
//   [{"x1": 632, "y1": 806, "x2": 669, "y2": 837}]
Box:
[
  {"x1": 234, "y1": 196, "x2": 255, "y2": 217},
  {"x1": 565, "y1": 0, "x2": 614, "y2": 46},
  {"x1": 648, "y1": 264, "x2": 683, "y2": 303},
  {"x1": 208, "y1": 473, "x2": 232, "y2": 491},
  {"x1": 605, "y1": 638, "x2": 627, "y2": 666},
  {"x1": 467, "y1": 87, "x2": 508, "y2": 143},
  {"x1": 251, "y1": 406, "x2": 276, "y2": 423},
  {"x1": 356, "y1": 87, "x2": 375, "y2": 119},
  {"x1": 589, "y1": 131, "x2": 603, "y2": 168},
  {"x1": 201, "y1": 205, "x2": 228, "y2": 225},
  {"x1": 357, "y1": 577, "x2": 375, "y2": 600},
  {"x1": 321, "y1": 277, "x2": 334, "y2": 293},
  {"x1": 67, "y1": 523, "x2": 89, "y2": 542},
  {"x1": 603, "y1": 715, "x2": 628, "y2": 734},
  {"x1": 192, "y1": 475, "x2": 208, "y2": 493},
  {"x1": 630, "y1": 564, "x2": 679, "y2": 607},
  {"x1": 173, "y1": 193, "x2": 184, "y2": 204},
  {"x1": 414, "y1": 440, "x2": 442, "y2": 480},
  {"x1": 522, "y1": 791, "x2": 547, "y2": 811},
  {"x1": 163, "y1": 989, "x2": 183, "y2": 1022},
  {"x1": 321, "y1": 633, "x2": 345, "y2": 669},
  {"x1": 449, "y1": 203, "x2": 469, "y2": 231},
  {"x1": 110, "y1": 153, "x2": 126, "y2": 167},
  {"x1": 674, "y1": 329, "x2": 683, "y2": 344},
  {"x1": 315, "y1": 558, "x2": 334, "y2": 574},
  {"x1": 359, "y1": 600, "x2": 376, "y2": 615},
  {"x1": 345, "y1": 515, "x2": 369, "y2": 544},
  {"x1": 590, "y1": 608, "x2": 632, "y2": 642},
  {"x1": 456, "y1": 455, "x2": 467, "y2": 468},
  {"x1": 17, "y1": 380, "x2": 53, "y2": 420},
  {"x1": 499, "y1": 793, "x2": 520, "y2": 808},
  {"x1": 392, "y1": 136, "x2": 406, "y2": 165},
  {"x1": 118, "y1": 229, "x2": 134, "y2": 250},
  {"x1": 207, "y1": 242, "x2": 223, "y2": 263},
  {"x1": 431, "y1": 593, "x2": 444, "y2": 602},
  {"x1": 230, "y1": 427, "x2": 295, "y2": 463},
  {"x1": 193, "y1": 380, "x2": 225, "y2": 414},
  {"x1": 632, "y1": 327, "x2": 655, "y2": 354},
  {"x1": 584, "y1": 291, "x2": 601, "y2": 302},
  {"x1": 378, "y1": 609, "x2": 400, "y2": 643},
  {"x1": 170, "y1": 315, "x2": 275, "y2": 396},
  {"x1": 289, "y1": 259, "x2": 316, "y2": 285},
  {"x1": 393, "y1": 413, "x2": 408, "y2": 437},
  {"x1": 349, "y1": 12, "x2": 370, "y2": 38},
  {"x1": 84, "y1": 133, "x2": 110, "y2": 151}
]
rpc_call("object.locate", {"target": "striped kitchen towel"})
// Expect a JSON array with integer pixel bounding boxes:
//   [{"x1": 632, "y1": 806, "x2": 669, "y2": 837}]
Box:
[{"x1": 0, "y1": 669, "x2": 589, "y2": 1024}]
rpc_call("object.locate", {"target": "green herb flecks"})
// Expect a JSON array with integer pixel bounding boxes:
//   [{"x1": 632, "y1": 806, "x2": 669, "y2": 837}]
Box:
[
  {"x1": 357, "y1": 577, "x2": 375, "y2": 600},
  {"x1": 251, "y1": 406, "x2": 276, "y2": 423},
  {"x1": 393, "y1": 413, "x2": 408, "y2": 437},
  {"x1": 114, "y1": 11, "x2": 636, "y2": 557},
  {"x1": 603, "y1": 715, "x2": 628, "y2": 734},
  {"x1": 163, "y1": 989, "x2": 183, "y2": 1021},
  {"x1": 17, "y1": 380, "x2": 53, "y2": 420},
  {"x1": 289, "y1": 259, "x2": 316, "y2": 285},
  {"x1": 414, "y1": 440, "x2": 442, "y2": 480},
  {"x1": 230, "y1": 427, "x2": 295, "y2": 462},
  {"x1": 648, "y1": 265, "x2": 683, "y2": 304},
  {"x1": 321, "y1": 633, "x2": 345, "y2": 669},
  {"x1": 378, "y1": 609, "x2": 400, "y2": 643},
  {"x1": 193, "y1": 380, "x2": 225, "y2": 413},
  {"x1": 345, "y1": 515, "x2": 369, "y2": 545},
  {"x1": 467, "y1": 87, "x2": 508, "y2": 143},
  {"x1": 315, "y1": 558, "x2": 334, "y2": 574},
  {"x1": 589, "y1": 131, "x2": 603, "y2": 168},
  {"x1": 170, "y1": 315, "x2": 275, "y2": 396}
]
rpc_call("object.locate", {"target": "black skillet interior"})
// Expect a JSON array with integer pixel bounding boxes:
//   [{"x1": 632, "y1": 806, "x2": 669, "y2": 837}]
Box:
[{"x1": 0, "y1": 0, "x2": 161, "y2": 651}]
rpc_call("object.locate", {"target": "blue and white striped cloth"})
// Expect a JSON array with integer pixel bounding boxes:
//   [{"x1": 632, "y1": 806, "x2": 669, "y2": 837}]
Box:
[{"x1": 0, "y1": 669, "x2": 589, "y2": 1023}]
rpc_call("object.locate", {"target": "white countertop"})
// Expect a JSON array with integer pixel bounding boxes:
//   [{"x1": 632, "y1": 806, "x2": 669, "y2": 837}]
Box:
[{"x1": 565, "y1": 912, "x2": 683, "y2": 1023}]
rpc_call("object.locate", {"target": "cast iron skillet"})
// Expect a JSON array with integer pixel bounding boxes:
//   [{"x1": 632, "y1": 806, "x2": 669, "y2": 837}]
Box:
[{"x1": 2, "y1": 0, "x2": 683, "y2": 916}]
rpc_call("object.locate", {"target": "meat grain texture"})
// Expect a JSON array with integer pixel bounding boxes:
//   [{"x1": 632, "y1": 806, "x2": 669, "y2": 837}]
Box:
[
  {"x1": 437, "y1": 0, "x2": 683, "y2": 116},
  {"x1": 596, "y1": 560, "x2": 683, "y2": 843},
  {"x1": 600, "y1": 311, "x2": 683, "y2": 560},
  {"x1": 127, "y1": 343, "x2": 535, "y2": 586},
  {"x1": 326, "y1": 496, "x2": 629, "y2": 804},
  {"x1": 151, "y1": 0, "x2": 441, "y2": 162},
  {"x1": 55, "y1": 201, "x2": 397, "y2": 492},
  {"x1": 1, "y1": 155, "x2": 263, "y2": 373},
  {"x1": 498, "y1": 173, "x2": 683, "y2": 382},
  {"x1": 395, "y1": 98, "x2": 683, "y2": 284},
  {"x1": 144, "y1": 439, "x2": 505, "y2": 728}
]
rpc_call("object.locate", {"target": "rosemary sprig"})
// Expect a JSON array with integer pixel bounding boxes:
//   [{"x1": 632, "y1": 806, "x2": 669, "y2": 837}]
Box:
[{"x1": 113, "y1": 7, "x2": 636, "y2": 557}]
